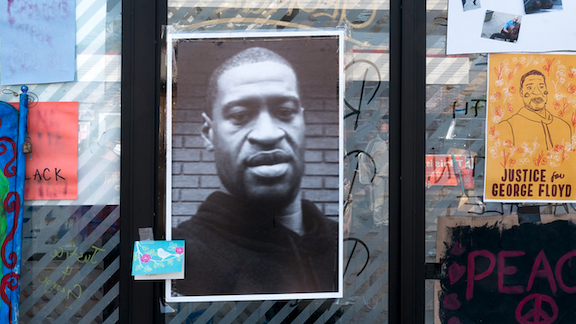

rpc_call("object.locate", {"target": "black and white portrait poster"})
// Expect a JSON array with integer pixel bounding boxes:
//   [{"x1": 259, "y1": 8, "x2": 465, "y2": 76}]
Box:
[{"x1": 165, "y1": 30, "x2": 344, "y2": 302}]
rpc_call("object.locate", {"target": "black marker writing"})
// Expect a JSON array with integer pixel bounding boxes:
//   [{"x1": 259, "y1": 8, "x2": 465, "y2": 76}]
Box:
[{"x1": 344, "y1": 60, "x2": 381, "y2": 130}]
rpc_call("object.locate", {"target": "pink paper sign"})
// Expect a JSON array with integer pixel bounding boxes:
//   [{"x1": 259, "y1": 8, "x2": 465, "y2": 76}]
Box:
[{"x1": 12, "y1": 102, "x2": 78, "y2": 200}]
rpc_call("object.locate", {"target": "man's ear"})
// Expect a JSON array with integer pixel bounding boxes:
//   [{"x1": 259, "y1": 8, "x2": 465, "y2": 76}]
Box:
[{"x1": 201, "y1": 112, "x2": 214, "y2": 151}]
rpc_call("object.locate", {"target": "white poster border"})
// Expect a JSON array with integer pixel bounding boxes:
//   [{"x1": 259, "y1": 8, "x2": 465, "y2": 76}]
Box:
[{"x1": 164, "y1": 29, "x2": 345, "y2": 303}]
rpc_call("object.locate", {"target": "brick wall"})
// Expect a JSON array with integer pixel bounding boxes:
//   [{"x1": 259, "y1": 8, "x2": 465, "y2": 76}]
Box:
[{"x1": 171, "y1": 36, "x2": 340, "y2": 227}]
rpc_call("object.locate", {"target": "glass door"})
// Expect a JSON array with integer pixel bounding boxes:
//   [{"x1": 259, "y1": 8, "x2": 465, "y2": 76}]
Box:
[
  {"x1": 162, "y1": 0, "x2": 392, "y2": 322},
  {"x1": 5, "y1": 0, "x2": 124, "y2": 322}
]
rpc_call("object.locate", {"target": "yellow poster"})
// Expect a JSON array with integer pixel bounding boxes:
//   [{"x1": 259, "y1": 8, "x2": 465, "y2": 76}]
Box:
[{"x1": 485, "y1": 53, "x2": 576, "y2": 202}]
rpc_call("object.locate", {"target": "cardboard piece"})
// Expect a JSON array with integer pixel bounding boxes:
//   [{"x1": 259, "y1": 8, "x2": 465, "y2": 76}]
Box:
[{"x1": 435, "y1": 214, "x2": 576, "y2": 323}]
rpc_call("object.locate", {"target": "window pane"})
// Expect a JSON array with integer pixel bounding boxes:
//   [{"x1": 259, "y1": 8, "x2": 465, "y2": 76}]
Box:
[
  {"x1": 165, "y1": 0, "x2": 390, "y2": 322},
  {"x1": 425, "y1": 0, "x2": 489, "y2": 322},
  {"x1": 13, "y1": 0, "x2": 122, "y2": 322}
]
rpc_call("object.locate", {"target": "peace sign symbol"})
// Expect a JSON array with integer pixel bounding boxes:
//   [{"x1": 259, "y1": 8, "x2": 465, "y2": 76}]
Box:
[{"x1": 515, "y1": 294, "x2": 558, "y2": 324}]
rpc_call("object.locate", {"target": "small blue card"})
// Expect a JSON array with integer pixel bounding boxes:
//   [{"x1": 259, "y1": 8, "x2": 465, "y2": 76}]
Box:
[{"x1": 132, "y1": 240, "x2": 185, "y2": 276}]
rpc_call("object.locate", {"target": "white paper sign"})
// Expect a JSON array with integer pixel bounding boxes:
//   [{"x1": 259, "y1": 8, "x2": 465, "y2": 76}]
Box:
[{"x1": 447, "y1": 0, "x2": 576, "y2": 54}]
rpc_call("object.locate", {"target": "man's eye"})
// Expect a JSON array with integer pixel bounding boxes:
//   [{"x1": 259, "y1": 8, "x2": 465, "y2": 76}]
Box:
[
  {"x1": 274, "y1": 103, "x2": 299, "y2": 120},
  {"x1": 277, "y1": 107, "x2": 297, "y2": 118},
  {"x1": 227, "y1": 109, "x2": 252, "y2": 124}
]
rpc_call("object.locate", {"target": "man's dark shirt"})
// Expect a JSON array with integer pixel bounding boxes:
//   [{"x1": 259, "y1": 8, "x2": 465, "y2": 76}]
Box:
[{"x1": 173, "y1": 191, "x2": 339, "y2": 296}]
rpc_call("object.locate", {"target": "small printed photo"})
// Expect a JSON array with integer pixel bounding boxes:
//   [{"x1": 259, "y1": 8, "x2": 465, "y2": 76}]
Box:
[
  {"x1": 524, "y1": 0, "x2": 562, "y2": 14},
  {"x1": 461, "y1": 0, "x2": 481, "y2": 11},
  {"x1": 481, "y1": 11, "x2": 522, "y2": 43}
]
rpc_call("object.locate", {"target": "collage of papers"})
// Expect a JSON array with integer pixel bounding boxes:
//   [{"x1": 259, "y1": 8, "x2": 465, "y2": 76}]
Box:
[
  {"x1": 447, "y1": 0, "x2": 575, "y2": 54},
  {"x1": 445, "y1": 0, "x2": 576, "y2": 203}
]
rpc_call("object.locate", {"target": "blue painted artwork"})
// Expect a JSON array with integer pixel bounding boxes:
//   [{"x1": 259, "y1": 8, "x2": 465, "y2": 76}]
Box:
[
  {"x1": 0, "y1": 1, "x2": 76, "y2": 85},
  {"x1": 132, "y1": 241, "x2": 185, "y2": 276},
  {"x1": 0, "y1": 86, "x2": 29, "y2": 323}
]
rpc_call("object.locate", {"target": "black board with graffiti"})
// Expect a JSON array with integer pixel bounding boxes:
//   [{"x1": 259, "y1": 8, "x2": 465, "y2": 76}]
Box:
[{"x1": 437, "y1": 216, "x2": 576, "y2": 324}]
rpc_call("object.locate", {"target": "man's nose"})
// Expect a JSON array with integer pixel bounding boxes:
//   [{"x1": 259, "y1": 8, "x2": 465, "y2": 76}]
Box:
[{"x1": 247, "y1": 110, "x2": 285, "y2": 146}]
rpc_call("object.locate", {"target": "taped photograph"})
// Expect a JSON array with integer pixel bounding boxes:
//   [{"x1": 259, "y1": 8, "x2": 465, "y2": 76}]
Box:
[
  {"x1": 524, "y1": 0, "x2": 562, "y2": 14},
  {"x1": 461, "y1": 0, "x2": 481, "y2": 11},
  {"x1": 481, "y1": 12, "x2": 522, "y2": 43},
  {"x1": 165, "y1": 30, "x2": 344, "y2": 303}
]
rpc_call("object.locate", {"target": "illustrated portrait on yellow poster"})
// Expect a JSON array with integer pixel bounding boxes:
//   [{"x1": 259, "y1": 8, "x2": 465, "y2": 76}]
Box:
[{"x1": 485, "y1": 53, "x2": 576, "y2": 202}]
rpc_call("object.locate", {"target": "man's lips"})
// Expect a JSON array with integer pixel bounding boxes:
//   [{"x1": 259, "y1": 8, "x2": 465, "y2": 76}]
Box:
[
  {"x1": 244, "y1": 150, "x2": 293, "y2": 178},
  {"x1": 245, "y1": 150, "x2": 292, "y2": 167},
  {"x1": 531, "y1": 97, "x2": 544, "y2": 104}
]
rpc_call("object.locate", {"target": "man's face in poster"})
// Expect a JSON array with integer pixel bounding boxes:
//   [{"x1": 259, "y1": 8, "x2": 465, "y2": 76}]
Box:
[
  {"x1": 521, "y1": 74, "x2": 548, "y2": 112},
  {"x1": 202, "y1": 60, "x2": 306, "y2": 207}
]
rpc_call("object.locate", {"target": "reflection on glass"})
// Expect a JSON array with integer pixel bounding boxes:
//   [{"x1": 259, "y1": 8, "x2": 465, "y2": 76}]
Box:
[{"x1": 17, "y1": 0, "x2": 122, "y2": 321}]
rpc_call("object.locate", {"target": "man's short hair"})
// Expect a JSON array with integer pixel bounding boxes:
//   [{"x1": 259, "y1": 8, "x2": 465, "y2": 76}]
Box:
[
  {"x1": 520, "y1": 69, "x2": 546, "y2": 90},
  {"x1": 205, "y1": 47, "x2": 295, "y2": 117}
]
